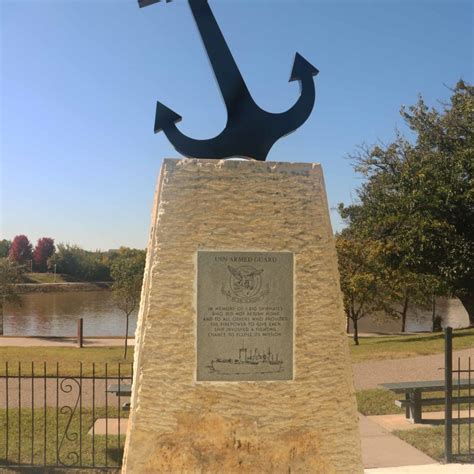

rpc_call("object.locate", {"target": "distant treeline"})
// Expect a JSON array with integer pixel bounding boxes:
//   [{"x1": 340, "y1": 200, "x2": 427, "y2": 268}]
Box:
[{"x1": 0, "y1": 236, "x2": 145, "y2": 282}]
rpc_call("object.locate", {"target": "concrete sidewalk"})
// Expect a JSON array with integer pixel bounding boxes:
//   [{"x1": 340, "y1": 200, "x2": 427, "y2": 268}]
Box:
[
  {"x1": 359, "y1": 414, "x2": 435, "y2": 469},
  {"x1": 354, "y1": 347, "x2": 474, "y2": 390},
  {"x1": 0, "y1": 336, "x2": 135, "y2": 347},
  {"x1": 366, "y1": 465, "x2": 473, "y2": 473}
]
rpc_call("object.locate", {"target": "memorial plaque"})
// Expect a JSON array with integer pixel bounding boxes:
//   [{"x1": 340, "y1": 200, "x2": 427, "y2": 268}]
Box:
[{"x1": 197, "y1": 251, "x2": 294, "y2": 382}]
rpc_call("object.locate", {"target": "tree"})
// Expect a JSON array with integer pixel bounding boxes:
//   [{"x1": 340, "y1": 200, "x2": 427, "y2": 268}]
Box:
[
  {"x1": 0, "y1": 240, "x2": 11, "y2": 258},
  {"x1": 110, "y1": 248, "x2": 146, "y2": 358},
  {"x1": 33, "y1": 238, "x2": 55, "y2": 272},
  {"x1": 336, "y1": 232, "x2": 389, "y2": 344},
  {"x1": 381, "y1": 267, "x2": 443, "y2": 333},
  {"x1": 9, "y1": 235, "x2": 33, "y2": 266},
  {"x1": 48, "y1": 244, "x2": 111, "y2": 281},
  {"x1": 0, "y1": 258, "x2": 23, "y2": 335},
  {"x1": 340, "y1": 81, "x2": 474, "y2": 324}
]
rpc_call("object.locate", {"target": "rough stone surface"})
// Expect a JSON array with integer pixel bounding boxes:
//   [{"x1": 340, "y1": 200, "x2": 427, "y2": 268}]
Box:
[{"x1": 122, "y1": 159, "x2": 362, "y2": 473}]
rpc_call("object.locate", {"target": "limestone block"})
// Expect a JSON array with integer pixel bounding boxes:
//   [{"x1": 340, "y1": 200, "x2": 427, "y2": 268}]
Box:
[{"x1": 123, "y1": 159, "x2": 362, "y2": 473}]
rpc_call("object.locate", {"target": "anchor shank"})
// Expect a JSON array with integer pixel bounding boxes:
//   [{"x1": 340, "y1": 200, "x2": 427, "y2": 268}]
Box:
[{"x1": 188, "y1": 0, "x2": 253, "y2": 112}]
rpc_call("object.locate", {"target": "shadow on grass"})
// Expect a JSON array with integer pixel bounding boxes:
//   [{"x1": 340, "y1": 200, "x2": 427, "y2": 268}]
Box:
[{"x1": 106, "y1": 447, "x2": 124, "y2": 465}]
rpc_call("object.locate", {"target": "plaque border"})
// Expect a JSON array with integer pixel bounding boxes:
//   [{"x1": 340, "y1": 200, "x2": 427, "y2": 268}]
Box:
[{"x1": 194, "y1": 249, "x2": 295, "y2": 384}]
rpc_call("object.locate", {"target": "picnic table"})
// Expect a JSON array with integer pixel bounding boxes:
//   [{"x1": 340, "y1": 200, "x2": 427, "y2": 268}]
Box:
[
  {"x1": 106, "y1": 383, "x2": 132, "y2": 396},
  {"x1": 380, "y1": 380, "x2": 473, "y2": 423},
  {"x1": 107, "y1": 384, "x2": 132, "y2": 410}
]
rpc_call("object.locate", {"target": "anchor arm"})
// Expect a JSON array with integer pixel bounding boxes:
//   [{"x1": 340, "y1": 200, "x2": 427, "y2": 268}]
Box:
[
  {"x1": 276, "y1": 53, "x2": 319, "y2": 137},
  {"x1": 155, "y1": 101, "x2": 230, "y2": 159}
]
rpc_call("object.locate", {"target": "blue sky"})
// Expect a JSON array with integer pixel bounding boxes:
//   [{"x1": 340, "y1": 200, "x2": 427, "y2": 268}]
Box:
[{"x1": 1, "y1": 0, "x2": 472, "y2": 250}]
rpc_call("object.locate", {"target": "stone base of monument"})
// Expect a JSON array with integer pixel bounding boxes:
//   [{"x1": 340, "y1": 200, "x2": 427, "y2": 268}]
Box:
[{"x1": 122, "y1": 159, "x2": 362, "y2": 473}]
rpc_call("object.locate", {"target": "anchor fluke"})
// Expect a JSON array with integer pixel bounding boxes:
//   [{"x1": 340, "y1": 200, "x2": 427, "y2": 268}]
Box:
[
  {"x1": 289, "y1": 53, "x2": 319, "y2": 82},
  {"x1": 154, "y1": 102, "x2": 182, "y2": 134},
  {"x1": 138, "y1": 0, "x2": 172, "y2": 8}
]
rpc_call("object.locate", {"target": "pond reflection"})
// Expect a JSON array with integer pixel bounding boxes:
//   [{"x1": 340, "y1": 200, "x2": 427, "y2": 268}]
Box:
[{"x1": 3, "y1": 291, "x2": 137, "y2": 337}]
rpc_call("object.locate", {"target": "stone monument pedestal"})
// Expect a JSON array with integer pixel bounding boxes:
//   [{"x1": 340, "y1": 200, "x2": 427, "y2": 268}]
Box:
[{"x1": 123, "y1": 159, "x2": 362, "y2": 473}]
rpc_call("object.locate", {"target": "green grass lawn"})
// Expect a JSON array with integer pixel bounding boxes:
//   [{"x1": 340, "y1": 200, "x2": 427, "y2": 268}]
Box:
[
  {"x1": 0, "y1": 407, "x2": 124, "y2": 468},
  {"x1": 356, "y1": 389, "x2": 404, "y2": 416},
  {"x1": 21, "y1": 273, "x2": 71, "y2": 284},
  {"x1": 396, "y1": 426, "x2": 445, "y2": 461},
  {"x1": 357, "y1": 388, "x2": 474, "y2": 416},
  {"x1": 396, "y1": 425, "x2": 474, "y2": 462},
  {"x1": 0, "y1": 347, "x2": 134, "y2": 377},
  {"x1": 350, "y1": 328, "x2": 474, "y2": 362}
]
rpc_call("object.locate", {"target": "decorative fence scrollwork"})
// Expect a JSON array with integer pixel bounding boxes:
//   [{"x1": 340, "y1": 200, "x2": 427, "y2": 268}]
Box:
[
  {"x1": 58, "y1": 377, "x2": 81, "y2": 467},
  {"x1": 0, "y1": 361, "x2": 133, "y2": 470}
]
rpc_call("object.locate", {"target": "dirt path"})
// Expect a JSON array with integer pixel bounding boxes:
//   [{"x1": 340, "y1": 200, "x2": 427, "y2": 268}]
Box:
[
  {"x1": 353, "y1": 347, "x2": 474, "y2": 390},
  {"x1": 0, "y1": 377, "x2": 131, "y2": 408}
]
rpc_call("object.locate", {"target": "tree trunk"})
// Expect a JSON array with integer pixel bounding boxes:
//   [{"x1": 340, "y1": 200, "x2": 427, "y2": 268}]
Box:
[
  {"x1": 124, "y1": 313, "x2": 129, "y2": 359},
  {"x1": 431, "y1": 295, "x2": 441, "y2": 332},
  {"x1": 353, "y1": 317, "x2": 359, "y2": 345},
  {"x1": 459, "y1": 294, "x2": 474, "y2": 327},
  {"x1": 400, "y1": 291, "x2": 410, "y2": 333},
  {"x1": 346, "y1": 315, "x2": 350, "y2": 334},
  {"x1": 0, "y1": 299, "x2": 3, "y2": 336}
]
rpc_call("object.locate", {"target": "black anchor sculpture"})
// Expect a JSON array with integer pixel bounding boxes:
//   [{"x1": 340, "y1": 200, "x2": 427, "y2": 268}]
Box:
[{"x1": 139, "y1": 0, "x2": 319, "y2": 162}]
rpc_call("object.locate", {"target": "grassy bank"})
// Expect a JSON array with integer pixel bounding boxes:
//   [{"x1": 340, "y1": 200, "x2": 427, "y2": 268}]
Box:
[
  {"x1": 350, "y1": 328, "x2": 474, "y2": 362},
  {"x1": 0, "y1": 347, "x2": 134, "y2": 377},
  {"x1": 16, "y1": 273, "x2": 112, "y2": 293},
  {"x1": 22, "y1": 272, "x2": 71, "y2": 284}
]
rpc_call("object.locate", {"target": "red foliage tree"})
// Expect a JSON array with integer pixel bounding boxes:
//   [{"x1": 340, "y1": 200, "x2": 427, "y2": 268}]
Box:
[
  {"x1": 8, "y1": 235, "x2": 33, "y2": 266},
  {"x1": 33, "y1": 238, "x2": 55, "y2": 272}
]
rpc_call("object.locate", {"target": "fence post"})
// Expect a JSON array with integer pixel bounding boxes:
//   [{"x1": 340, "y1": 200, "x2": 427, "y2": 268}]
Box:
[
  {"x1": 445, "y1": 326, "x2": 453, "y2": 463},
  {"x1": 77, "y1": 318, "x2": 83, "y2": 348}
]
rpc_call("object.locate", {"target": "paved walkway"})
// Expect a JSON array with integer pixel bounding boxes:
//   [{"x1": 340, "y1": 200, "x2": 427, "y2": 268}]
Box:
[
  {"x1": 0, "y1": 336, "x2": 135, "y2": 347},
  {"x1": 353, "y1": 347, "x2": 474, "y2": 389},
  {"x1": 366, "y1": 465, "x2": 473, "y2": 473},
  {"x1": 359, "y1": 414, "x2": 435, "y2": 469}
]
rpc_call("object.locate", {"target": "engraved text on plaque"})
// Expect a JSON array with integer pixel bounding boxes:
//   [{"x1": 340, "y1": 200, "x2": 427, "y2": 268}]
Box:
[{"x1": 197, "y1": 251, "x2": 294, "y2": 381}]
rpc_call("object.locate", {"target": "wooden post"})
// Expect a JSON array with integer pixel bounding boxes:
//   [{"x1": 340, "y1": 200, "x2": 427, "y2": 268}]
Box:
[
  {"x1": 77, "y1": 318, "x2": 84, "y2": 348},
  {"x1": 445, "y1": 327, "x2": 453, "y2": 463}
]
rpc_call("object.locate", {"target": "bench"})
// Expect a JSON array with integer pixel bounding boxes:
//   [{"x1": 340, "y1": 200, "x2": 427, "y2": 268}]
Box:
[
  {"x1": 380, "y1": 380, "x2": 474, "y2": 423},
  {"x1": 106, "y1": 383, "x2": 132, "y2": 410},
  {"x1": 106, "y1": 383, "x2": 132, "y2": 397}
]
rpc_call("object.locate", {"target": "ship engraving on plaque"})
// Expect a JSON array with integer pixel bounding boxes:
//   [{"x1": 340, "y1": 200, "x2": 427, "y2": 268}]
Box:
[
  {"x1": 197, "y1": 251, "x2": 293, "y2": 382},
  {"x1": 207, "y1": 344, "x2": 284, "y2": 376}
]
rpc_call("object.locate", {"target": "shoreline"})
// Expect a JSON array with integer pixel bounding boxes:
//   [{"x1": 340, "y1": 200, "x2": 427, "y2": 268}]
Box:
[{"x1": 16, "y1": 282, "x2": 112, "y2": 294}]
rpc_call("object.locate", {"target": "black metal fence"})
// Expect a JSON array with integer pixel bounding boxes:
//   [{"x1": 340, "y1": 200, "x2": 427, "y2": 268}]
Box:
[
  {"x1": 0, "y1": 362, "x2": 133, "y2": 470},
  {"x1": 445, "y1": 327, "x2": 474, "y2": 463}
]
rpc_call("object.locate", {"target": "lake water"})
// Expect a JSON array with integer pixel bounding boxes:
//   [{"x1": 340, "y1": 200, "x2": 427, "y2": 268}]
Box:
[
  {"x1": 2, "y1": 291, "x2": 469, "y2": 337},
  {"x1": 3, "y1": 291, "x2": 138, "y2": 337},
  {"x1": 353, "y1": 297, "x2": 470, "y2": 333}
]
